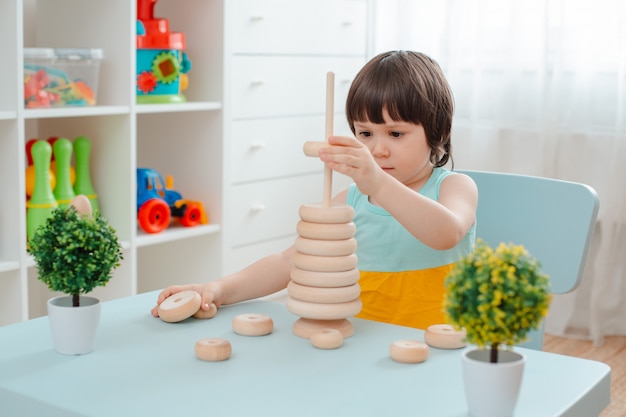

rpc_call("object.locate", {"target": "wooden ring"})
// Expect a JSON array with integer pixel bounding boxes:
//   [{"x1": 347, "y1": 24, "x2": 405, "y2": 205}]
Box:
[
  {"x1": 287, "y1": 281, "x2": 360, "y2": 304},
  {"x1": 293, "y1": 252, "x2": 357, "y2": 272},
  {"x1": 232, "y1": 313, "x2": 274, "y2": 336},
  {"x1": 158, "y1": 290, "x2": 202, "y2": 323},
  {"x1": 389, "y1": 340, "x2": 429, "y2": 364},
  {"x1": 291, "y1": 317, "x2": 355, "y2": 339},
  {"x1": 290, "y1": 267, "x2": 360, "y2": 288},
  {"x1": 286, "y1": 297, "x2": 362, "y2": 320},
  {"x1": 310, "y1": 328, "x2": 344, "y2": 349},
  {"x1": 195, "y1": 338, "x2": 232, "y2": 362},
  {"x1": 193, "y1": 303, "x2": 218, "y2": 319},
  {"x1": 295, "y1": 237, "x2": 357, "y2": 256},
  {"x1": 299, "y1": 204, "x2": 354, "y2": 224},
  {"x1": 303, "y1": 141, "x2": 329, "y2": 157},
  {"x1": 424, "y1": 324, "x2": 467, "y2": 349},
  {"x1": 297, "y1": 220, "x2": 355, "y2": 240}
]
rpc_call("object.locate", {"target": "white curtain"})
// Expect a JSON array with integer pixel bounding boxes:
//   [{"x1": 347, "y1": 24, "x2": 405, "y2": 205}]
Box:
[{"x1": 372, "y1": 0, "x2": 626, "y2": 343}]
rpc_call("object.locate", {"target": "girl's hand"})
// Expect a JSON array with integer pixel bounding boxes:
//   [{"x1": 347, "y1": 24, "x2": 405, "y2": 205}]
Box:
[
  {"x1": 151, "y1": 282, "x2": 223, "y2": 318},
  {"x1": 318, "y1": 135, "x2": 385, "y2": 196}
]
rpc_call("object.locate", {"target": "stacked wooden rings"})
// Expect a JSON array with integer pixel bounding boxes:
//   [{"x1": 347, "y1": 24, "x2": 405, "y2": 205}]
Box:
[{"x1": 287, "y1": 204, "x2": 362, "y2": 322}]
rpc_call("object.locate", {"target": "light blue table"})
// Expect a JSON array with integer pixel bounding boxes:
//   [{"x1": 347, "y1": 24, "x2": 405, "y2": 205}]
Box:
[{"x1": 0, "y1": 291, "x2": 611, "y2": 417}]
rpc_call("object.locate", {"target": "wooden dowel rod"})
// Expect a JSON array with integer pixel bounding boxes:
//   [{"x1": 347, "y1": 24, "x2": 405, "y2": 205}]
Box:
[{"x1": 323, "y1": 71, "x2": 335, "y2": 207}]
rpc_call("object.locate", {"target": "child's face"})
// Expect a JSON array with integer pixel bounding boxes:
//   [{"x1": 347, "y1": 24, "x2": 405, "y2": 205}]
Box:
[{"x1": 353, "y1": 109, "x2": 433, "y2": 187}]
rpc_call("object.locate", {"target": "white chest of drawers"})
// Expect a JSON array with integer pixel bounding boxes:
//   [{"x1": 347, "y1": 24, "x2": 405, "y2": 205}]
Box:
[{"x1": 222, "y1": 0, "x2": 371, "y2": 273}]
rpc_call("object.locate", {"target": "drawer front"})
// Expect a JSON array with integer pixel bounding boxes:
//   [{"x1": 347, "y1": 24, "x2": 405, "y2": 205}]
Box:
[
  {"x1": 231, "y1": 56, "x2": 365, "y2": 119},
  {"x1": 229, "y1": 115, "x2": 354, "y2": 183},
  {"x1": 232, "y1": 0, "x2": 367, "y2": 55},
  {"x1": 228, "y1": 174, "x2": 329, "y2": 246}
]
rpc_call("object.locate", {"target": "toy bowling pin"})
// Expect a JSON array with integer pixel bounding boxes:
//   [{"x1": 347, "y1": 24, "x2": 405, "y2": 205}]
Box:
[
  {"x1": 73, "y1": 136, "x2": 100, "y2": 212},
  {"x1": 27, "y1": 140, "x2": 58, "y2": 241},
  {"x1": 52, "y1": 138, "x2": 75, "y2": 208}
]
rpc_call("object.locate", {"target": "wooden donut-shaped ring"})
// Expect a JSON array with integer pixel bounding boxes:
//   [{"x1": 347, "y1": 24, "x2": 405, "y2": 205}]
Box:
[
  {"x1": 295, "y1": 236, "x2": 357, "y2": 257},
  {"x1": 292, "y1": 317, "x2": 355, "y2": 339},
  {"x1": 193, "y1": 303, "x2": 218, "y2": 319},
  {"x1": 158, "y1": 290, "x2": 202, "y2": 323},
  {"x1": 424, "y1": 324, "x2": 467, "y2": 349},
  {"x1": 293, "y1": 252, "x2": 358, "y2": 272},
  {"x1": 232, "y1": 313, "x2": 274, "y2": 336},
  {"x1": 287, "y1": 281, "x2": 360, "y2": 304},
  {"x1": 389, "y1": 340, "x2": 430, "y2": 364},
  {"x1": 195, "y1": 338, "x2": 232, "y2": 362},
  {"x1": 299, "y1": 204, "x2": 355, "y2": 224},
  {"x1": 70, "y1": 195, "x2": 93, "y2": 218},
  {"x1": 286, "y1": 297, "x2": 362, "y2": 320},
  {"x1": 310, "y1": 328, "x2": 344, "y2": 349},
  {"x1": 297, "y1": 221, "x2": 356, "y2": 240},
  {"x1": 290, "y1": 267, "x2": 360, "y2": 288}
]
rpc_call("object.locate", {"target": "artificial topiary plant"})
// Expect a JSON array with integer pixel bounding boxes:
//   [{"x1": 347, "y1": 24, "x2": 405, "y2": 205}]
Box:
[
  {"x1": 28, "y1": 205, "x2": 123, "y2": 307},
  {"x1": 443, "y1": 239, "x2": 551, "y2": 363}
]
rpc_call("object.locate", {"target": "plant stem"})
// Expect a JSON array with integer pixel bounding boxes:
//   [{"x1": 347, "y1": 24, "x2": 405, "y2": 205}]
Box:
[
  {"x1": 72, "y1": 294, "x2": 80, "y2": 307},
  {"x1": 490, "y1": 343, "x2": 499, "y2": 363}
]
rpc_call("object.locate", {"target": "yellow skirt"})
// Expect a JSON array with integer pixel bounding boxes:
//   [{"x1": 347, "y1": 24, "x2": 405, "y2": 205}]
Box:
[{"x1": 356, "y1": 264, "x2": 454, "y2": 330}]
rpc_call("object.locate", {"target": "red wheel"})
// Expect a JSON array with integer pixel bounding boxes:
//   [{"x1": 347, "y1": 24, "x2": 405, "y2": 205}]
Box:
[
  {"x1": 180, "y1": 204, "x2": 203, "y2": 227},
  {"x1": 138, "y1": 199, "x2": 171, "y2": 233}
]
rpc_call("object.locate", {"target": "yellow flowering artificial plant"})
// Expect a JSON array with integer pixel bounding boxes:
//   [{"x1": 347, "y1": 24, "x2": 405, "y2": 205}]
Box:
[{"x1": 444, "y1": 240, "x2": 551, "y2": 363}]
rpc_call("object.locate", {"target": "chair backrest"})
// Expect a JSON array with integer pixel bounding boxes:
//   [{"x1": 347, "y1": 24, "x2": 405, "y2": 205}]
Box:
[{"x1": 458, "y1": 170, "x2": 599, "y2": 350}]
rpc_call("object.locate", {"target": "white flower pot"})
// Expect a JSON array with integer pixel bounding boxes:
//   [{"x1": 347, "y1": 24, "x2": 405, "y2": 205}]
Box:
[
  {"x1": 47, "y1": 296, "x2": 101, "y2": 355},
  {"x1": 462, "y1": 348, "x2": 525, "y2": 417}
]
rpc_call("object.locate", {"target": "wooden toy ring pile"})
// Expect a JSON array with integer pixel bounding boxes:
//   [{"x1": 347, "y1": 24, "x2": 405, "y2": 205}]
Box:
[
  {"x1": 158, "y1": 290, "x2": 217, "y2": 323},
  {"x1": 288, "y1": 72, "x2": 362, "y2": 342}
]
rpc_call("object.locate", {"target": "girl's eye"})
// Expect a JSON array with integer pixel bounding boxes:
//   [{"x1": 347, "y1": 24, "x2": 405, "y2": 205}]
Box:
[
  {"x1": 390, "y1": 131, "x2": 403, "y2": 138},
  {"x1": 358, "y1": 131, "x2": 372, "y2": 138}
]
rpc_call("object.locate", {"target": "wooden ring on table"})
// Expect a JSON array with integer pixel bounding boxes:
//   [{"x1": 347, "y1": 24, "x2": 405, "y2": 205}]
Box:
[
  {"x1": 389, "y1": 340, "x2": 429, "y2": 364},
  {"x1": 158, "y1": 290, "x2": 202, "y2": 323},
  {"x1": 293, "y1": 252, "x2": 358, "y2": 273},
  {"x1": 424, "y1": 324, "x2": 467, "y2": 349},
  {"x1": 195, "y1": 338, "x2": 232, "y2": 362},
  {"x1": 297, "y1": 220, "x2": 356, "y2": 240},
  {"x1": 287, "y1": 281, "x2": 360, "y2": 304},
  {"x1": 286, "y1": 297, "x2": 362, "y2": 320},
  {"x1": 290, "y1": 267, "x2": 360, "y2": 288},
  {"x1": 292, "y1": 317, "x2": 355, "y2": 339},
  {"x1": 310, "y1": 328, "x2": 344, "y2": 349},
  {"x1": 295, "y1": 236, "x2": 357, "y2": 256},
  {"x1": 193, "y1": 303, "x2": 218, "y2": 319},
  {"x1": 232, "y1": 313, "x2": 274, "y2": 336},
  {"x1": 299, "y1": 204, "x2": 354, "y2": 224}
]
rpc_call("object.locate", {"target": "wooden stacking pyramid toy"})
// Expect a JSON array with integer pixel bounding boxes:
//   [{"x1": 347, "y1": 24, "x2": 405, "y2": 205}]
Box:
[{"x1": 287, "y1": 72, "x2": 362, "y2": 339}]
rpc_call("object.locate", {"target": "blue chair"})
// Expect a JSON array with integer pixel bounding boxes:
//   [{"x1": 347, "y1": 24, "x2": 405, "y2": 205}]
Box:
[{"x1": 458, "y1": 170, "x2": 600, "y2": 350}]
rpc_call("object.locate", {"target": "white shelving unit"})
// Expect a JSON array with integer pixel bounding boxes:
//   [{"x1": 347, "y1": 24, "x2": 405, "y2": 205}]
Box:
[{"x1": 1, "y1": 0, "x2": 370, "y2": 326}]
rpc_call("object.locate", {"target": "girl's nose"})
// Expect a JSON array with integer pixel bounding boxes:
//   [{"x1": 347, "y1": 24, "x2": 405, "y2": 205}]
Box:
[{"x1": 371, "y1": 139, "x2": 389, "y2": 157}]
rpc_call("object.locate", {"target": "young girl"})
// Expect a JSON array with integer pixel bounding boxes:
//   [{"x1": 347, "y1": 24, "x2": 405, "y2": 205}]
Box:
[{"x1": 152, "y1": 51, "x2": 477, "y2": 329}]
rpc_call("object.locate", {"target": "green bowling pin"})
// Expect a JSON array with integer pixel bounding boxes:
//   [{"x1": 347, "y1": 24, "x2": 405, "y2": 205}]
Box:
[
  {"x1": 73, "y1": 136, "x2": 100, "y2": 213},
  {"x1": 27, "y1": 140, "x2": 58, "y2": 241},
  {"x1": 53, "y1": 138, "x2": 75, "y2": 208}
]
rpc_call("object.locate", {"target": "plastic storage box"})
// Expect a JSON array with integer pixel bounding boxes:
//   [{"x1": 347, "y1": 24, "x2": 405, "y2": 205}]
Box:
[{"x1": 23, "y1": 48, "x2": 103, "y2": 108}]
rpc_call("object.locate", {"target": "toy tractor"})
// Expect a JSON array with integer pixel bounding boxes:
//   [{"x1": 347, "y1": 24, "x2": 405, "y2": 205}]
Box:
[{"x1": 136, "y1": 168, "x2": 208, "y2": 233}]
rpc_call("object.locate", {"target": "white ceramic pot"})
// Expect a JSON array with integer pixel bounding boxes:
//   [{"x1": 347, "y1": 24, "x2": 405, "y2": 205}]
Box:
[
  {"x1": 47, "y1": 296, "x2": 101, "y2": 355},
  {"x1": 462, "y1": 348, "x2": 525, "y2": 417}
]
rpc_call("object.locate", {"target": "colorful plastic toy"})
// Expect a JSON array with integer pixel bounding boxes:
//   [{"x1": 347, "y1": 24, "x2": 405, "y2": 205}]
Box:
[
  {"x1": 136, "y1": 168, "x2": 208, "y2": 233},
  {"x1": 136, "y1": 0, "x2": 191, "y2": 103},
  {"x1": 27, "y1": 141, "x2": 58, "y2": 241}
]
